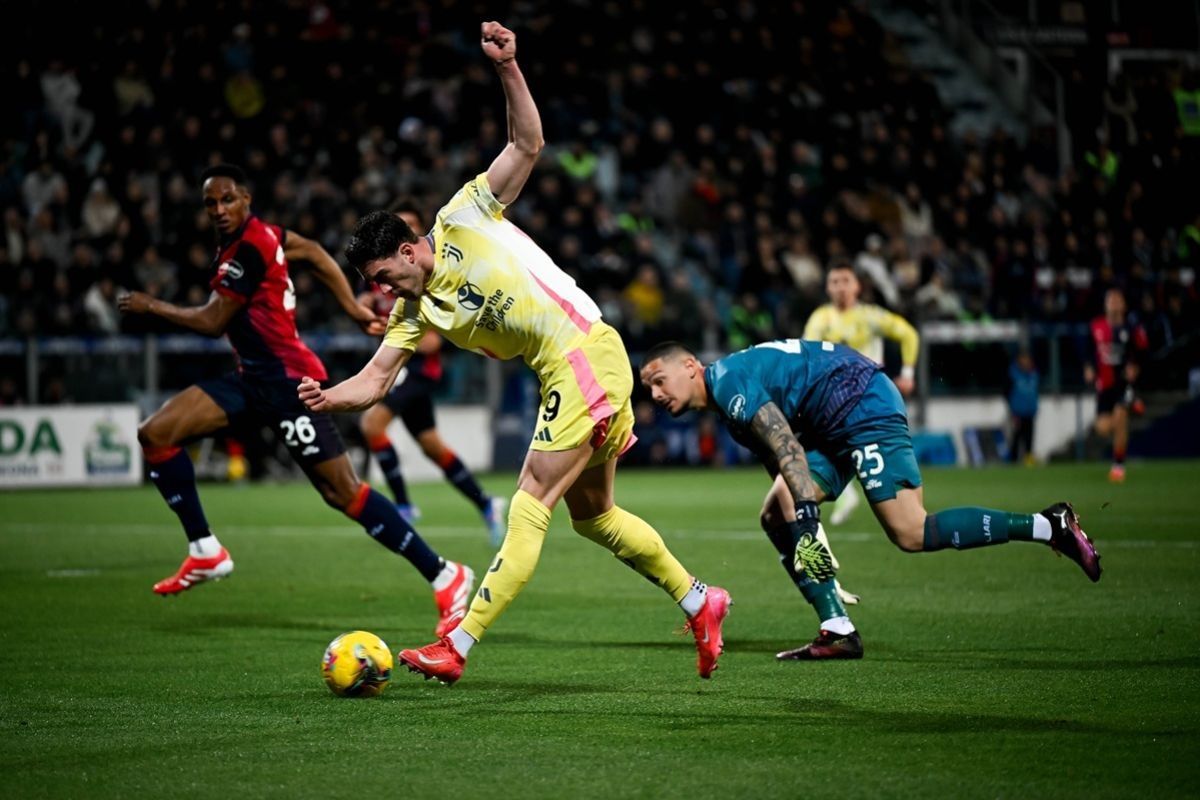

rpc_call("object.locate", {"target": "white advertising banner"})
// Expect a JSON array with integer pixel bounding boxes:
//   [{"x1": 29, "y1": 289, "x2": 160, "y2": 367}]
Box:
[{"x1": 0, "y1": 405, "x2": 142, "y2": 488}]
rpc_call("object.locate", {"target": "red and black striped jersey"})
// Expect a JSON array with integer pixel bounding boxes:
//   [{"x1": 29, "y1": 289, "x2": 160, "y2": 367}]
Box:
[
  {"x1": 1089, "y1": 315, "x2": 1148, "y2": 391},
  {"x1": 210, "y1": 216, "x2": 327, "y2": 382}
]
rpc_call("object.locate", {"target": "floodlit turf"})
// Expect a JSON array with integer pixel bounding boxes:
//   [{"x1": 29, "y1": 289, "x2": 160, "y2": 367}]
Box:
[{"x1": 2, "y1": 462, "x2": 1198, "y2": 798}]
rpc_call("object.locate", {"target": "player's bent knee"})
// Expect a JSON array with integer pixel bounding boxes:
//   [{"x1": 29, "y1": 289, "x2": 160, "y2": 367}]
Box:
[
  {"x1": 760, "y1": 493, "x2": 791, "y2": 529},
  {"x1": 885, "y1": 522, "x2": 925, "y2": 553},
  {"x1": 137, "y1": 418, "x2": 171, "y2": 449},
  {"x1": 320, "y1": 483, "x2": 360, "y2": 511}
]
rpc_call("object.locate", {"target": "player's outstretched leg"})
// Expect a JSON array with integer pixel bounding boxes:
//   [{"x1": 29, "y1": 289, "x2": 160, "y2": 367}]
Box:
[
  {"x1": 418, "y1": 430, "x2": 504, "y2": 546},
  {"x1": 1109, "y1": 404, "x2": 1129, "y2": 483},
  {"x1": 308, "y1": 456, "x2": 473, "y2": 635},
  {"x1": 361, "y1": 402, "x2": 420, "y2": 521},
  {"x1": 829, "y1": 482, "x2": 861, "y2": 526},
  {"x1": 764, "y1": 519, "x2": 863, "y2": 661},
  {"x1": 879, "y1": 488, "x2": 1102, "y2": 582},
  {"x1": 571, "y1": 505, "x2": 731, "y2": 678},
  {"x1": 365, "y1": 433, "x2": 420, "y2": 522},
  {"x1": 140, "y1": 385, "x2": 235, "y2": 595},
  {"x1": 146, "y1": 444, "x2": 235, "y2": 594},
  {"x1": 566, "y1": 458, "x2": 730, "y2": 678},
  {"x1": 400, "y1": 487, "x2": 551, "y2": 685}
]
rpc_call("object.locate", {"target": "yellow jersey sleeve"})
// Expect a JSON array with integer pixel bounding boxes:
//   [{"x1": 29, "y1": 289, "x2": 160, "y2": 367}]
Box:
[
  {"x1": 872, "y1": 306, "x2": 920, "y2": 367},
  {"x1": 436, "y1": 172, "x2": 507, "y2": 229},
  {"x1": 382, "y1": 297, "x2": 428, "y2": 352}
]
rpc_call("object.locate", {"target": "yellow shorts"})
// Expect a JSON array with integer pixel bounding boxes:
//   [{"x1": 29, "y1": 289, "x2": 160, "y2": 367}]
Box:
[{"x1": 530, "y1": 323, "x2": 636, "y2": 469}]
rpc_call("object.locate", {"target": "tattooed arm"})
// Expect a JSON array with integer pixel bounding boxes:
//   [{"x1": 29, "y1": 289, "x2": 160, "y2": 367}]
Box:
[{"x1": 748, "y1": 402, "x2": 818, "y2": 506}]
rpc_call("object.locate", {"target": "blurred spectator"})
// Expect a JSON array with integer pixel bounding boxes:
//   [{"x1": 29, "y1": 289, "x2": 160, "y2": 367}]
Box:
[
  {"x1": 915, "y1": 267, "x2": 964, "y2": 320},
  {"x1": 727, "y1": 292, "x2": 774, "y2": 350},
  {"x1": 4, "y1": 207, "x2": 25, "y2": 263},
  {"x1": 21, "y1": 161, "x2": 65, "y2": 217},
  {"x1": 1005, "y1": 351, "x2": 1040, "y2": 465},
  {"x1": 1103, "y1": 73, "x2": 1138, "y2": 150},
  {"x1": 83, "y1": 276, "x2": 120, "y2": 334},
  {"x1": 0, "y1": 376, "x2": 22, "y2": 406},
  {"x1": 132, "y1": 245, "x2": 178, "y2": 300},
  {"x1": 855, "y1": 234, "x2": 900, "y2": 308},
  {"x1": 39, "y1": 59, "x2": 94, "y2": 150},
  {"x1": 780, "y1": 233, "x2": 823, "y2": 298},
  {"x1": 897, "y1": 182, "x2": 934, "y2": 243},
  {"x1": 81, "y1": 179, "x2": 121, "y2": 241},
  {"x1": 622, "y1": 264, "x2": 664, "y2": 348}
]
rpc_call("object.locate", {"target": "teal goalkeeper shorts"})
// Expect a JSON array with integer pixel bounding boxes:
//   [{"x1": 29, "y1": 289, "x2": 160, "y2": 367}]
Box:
[{"x1": 807, "y1": 372, "x2": 923, "y2": 504}]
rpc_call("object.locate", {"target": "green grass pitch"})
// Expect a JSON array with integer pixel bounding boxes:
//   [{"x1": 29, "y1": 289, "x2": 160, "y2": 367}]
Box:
[{"x1": 2, "y1": 462, "x2": 1198, "y2": 798}]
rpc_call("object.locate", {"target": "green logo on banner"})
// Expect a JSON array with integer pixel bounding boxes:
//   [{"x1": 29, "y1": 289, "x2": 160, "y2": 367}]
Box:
[
  {"x1": 86, "y1": 420, "x2": 132, "y2": 475},
  {"x1": 0, "y1": 419, "x2": 62, "y2": 457}
]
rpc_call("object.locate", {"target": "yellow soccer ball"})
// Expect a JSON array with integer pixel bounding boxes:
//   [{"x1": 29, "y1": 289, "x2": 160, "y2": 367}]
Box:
[{"x1": 321, "y1": 631, "x2": 394, "y2": 697}]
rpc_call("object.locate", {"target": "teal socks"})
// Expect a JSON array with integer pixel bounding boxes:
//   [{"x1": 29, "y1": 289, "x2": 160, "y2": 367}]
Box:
[
  {"x1": 765, "y1": 522, "x2": 847, "y2": 623},
  {"x1": 923, "y1": 508, "x2": 1036, "y2": 550}
]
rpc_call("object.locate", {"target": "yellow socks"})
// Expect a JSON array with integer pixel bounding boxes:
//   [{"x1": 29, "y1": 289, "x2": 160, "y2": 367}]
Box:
[
  {"x1": 459, "y1": 489, "x2": 551, "y2": 641},
  {"x1": 571, "y1": 505, "x2": 691, "y2": 602},
  {"x1": 458, "y1": 496, "x2": 694, "y2": 644}
]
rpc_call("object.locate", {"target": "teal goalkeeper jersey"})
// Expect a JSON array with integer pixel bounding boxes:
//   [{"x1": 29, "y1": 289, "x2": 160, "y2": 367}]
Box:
[{"x1": 704, "y1": 339, "x2": 881, "y2": 451}]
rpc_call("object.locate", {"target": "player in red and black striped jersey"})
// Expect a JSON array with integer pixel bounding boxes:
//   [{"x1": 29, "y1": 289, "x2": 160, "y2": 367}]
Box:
[
  {"x1": 118, "y1": 165, "x2": 473, "y2": 634},
  {"x1": 358, "y1": 203, "x2": 505, "y2": 545},
  {"x1": 1084, "y1": 288, "x2": 1149, "y2": 483}
]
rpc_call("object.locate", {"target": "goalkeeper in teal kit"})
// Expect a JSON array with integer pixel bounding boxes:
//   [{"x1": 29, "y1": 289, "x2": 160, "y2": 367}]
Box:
[{"x1": 639, "y1": 339, "x2": 1102, "y2": 660}]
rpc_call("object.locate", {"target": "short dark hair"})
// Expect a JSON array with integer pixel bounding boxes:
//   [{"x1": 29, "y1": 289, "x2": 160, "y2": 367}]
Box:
[
  {"x1": 345, "y1": 210, "x2": 418, "y2": 272},
  {"x1": 827, "y1": 259, "x2": 855, "y2": 274},
  {"x1": 640, "y1": 341, "x2": 696, "y2": 370},
  {"x1": 200, "y1": 163, "x2": 249, "y2": 188}
]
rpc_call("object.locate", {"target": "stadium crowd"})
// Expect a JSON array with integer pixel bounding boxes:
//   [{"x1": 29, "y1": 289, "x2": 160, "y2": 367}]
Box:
[{"x1": 1, "y1": 0, "x2": 1198, "y2": 362}]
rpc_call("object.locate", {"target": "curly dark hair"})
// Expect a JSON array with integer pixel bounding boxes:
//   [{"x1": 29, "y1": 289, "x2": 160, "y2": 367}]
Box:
[{"x1": 345, "y1": 210, "x2": 418, "y2": 272}]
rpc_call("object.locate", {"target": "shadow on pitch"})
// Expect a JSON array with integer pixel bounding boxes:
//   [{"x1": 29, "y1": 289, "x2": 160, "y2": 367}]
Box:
[
  {"x1": 151, "y1": 612, "x2": 370, "y2": 635},
  {"x1": 883, "y1": 650, "x2": 1200, "y2": 672},
  {"x1": 480, "y1": 633, "x2": 875, "y2": 657},
  {"x1": 782, "y1": 700, "x2": 1122, "y2": 735}
]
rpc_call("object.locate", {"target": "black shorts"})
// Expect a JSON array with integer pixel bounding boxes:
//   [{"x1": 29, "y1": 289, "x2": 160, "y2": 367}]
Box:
[
  {"x1": 198, "y1": 372, "x2": 346, "y2": 468},
  {"x1": 1096, "y1": 384, "x2": 1130, "y2": 415},
  {"x1": 382, "y1": 374, "x2": 438, "y2": 436}
]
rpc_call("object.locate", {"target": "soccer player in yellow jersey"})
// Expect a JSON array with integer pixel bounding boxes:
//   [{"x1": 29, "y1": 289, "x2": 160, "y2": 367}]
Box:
[
  {"x1": 802, "y1": 262, "x2": 920, "y2": 601},
  {"x1": 298, "y1": 21, "x2": 730, "y2": 685},
  {"x1": 803, "y1": 263, "x2": 920, "y2": 395}
]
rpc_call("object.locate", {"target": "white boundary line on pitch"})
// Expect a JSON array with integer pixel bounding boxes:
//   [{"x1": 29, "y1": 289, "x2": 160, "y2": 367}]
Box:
[{"x1": 1, "y1": 523, "x2": 1196, "y2": 547}]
